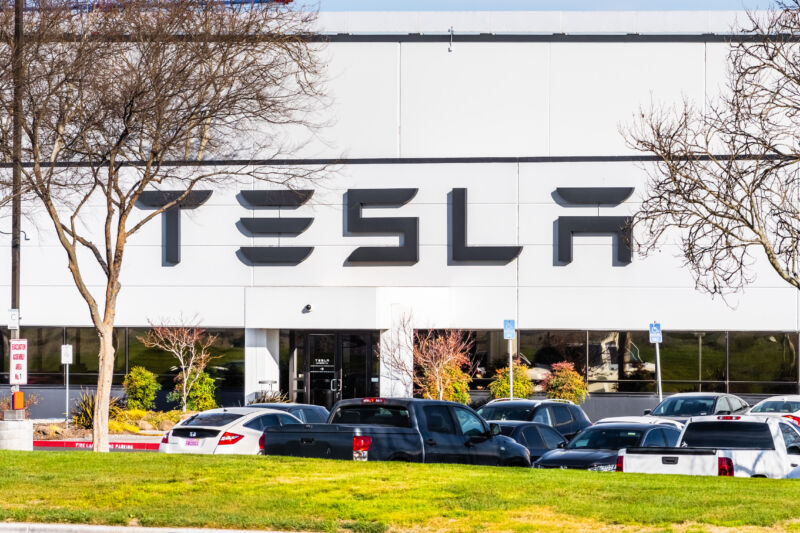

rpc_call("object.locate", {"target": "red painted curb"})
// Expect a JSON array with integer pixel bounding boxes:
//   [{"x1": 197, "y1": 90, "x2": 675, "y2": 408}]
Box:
[{"x1": 33, "y1": 440, "x2": 159, "y2": 451}]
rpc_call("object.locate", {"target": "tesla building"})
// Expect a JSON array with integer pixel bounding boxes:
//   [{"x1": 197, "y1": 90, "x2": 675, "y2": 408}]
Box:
[{"x1": 2, "y1": 10, "x2": 799, "y2": 416}]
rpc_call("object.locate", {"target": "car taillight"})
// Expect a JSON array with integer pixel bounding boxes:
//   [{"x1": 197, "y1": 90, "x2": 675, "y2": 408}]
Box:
[
  {"x1": 218, "y1": 432, "x2": 244, "y2": 445},
  {"x1": 161, "y1": 432, "x2": 170, "y2": 444},
  {"x1": 718, "y1": 457, "x2": 734, "y2": 476},
  {"x1": 716, "y1": 416, "x2": 741, "y2": 420},
  {"x1": 353, "y1": 436, "x2": 372, "y2": 461},
  {"x1": 361, "y1": 398, "x2": 385, "y2": 404},
  {"x1": 258, "y1": 433, "x2": 265, "y2": 451},
  {"x1": 615, "y1": 455, "x2": 624, "y2": 472},
  {"x1": 783, "y1": 415, "x2": 800, "y2": 425}
]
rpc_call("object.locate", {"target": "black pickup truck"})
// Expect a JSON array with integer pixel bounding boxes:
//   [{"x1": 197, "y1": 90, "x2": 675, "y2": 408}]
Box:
[{"x1": 262, "y1": 397, "x2": 531, "y2": 466}]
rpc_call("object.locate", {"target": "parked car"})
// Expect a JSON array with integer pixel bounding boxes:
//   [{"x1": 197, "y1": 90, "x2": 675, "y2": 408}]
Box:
[
  {"x1": 248, "y1": 403, "x2": 330, "y2": 423},
  {"x1": 645, "y1": 393, "x2": 749, "y2": 423},
  {"x1": 534, "y1": 422, "x2": 682, "y2": 471},
  {"x1": 594, "y1": 416, "x2": 684, "y2": 430},
  {"x1": 748, "y1": 395, "x2": 800, "y2": 425},
  {"x1": 262, "y1": 397, "x2": 532, "y2": 466},
  {"x1": 159, "y1": 407, "x2": 302, "y2": 455},
  {"x1": 476, "y1": 399, "x2": 591, "y2": 439},
  {"x1": 618, "y1": 415, "x2": 800, "y2": 478},
  {"x1": 492, "y1": 421, "x2": 567, "y2": 460}
]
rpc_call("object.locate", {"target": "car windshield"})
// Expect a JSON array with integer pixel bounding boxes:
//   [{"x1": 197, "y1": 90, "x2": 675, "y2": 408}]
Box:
[
  {"x1": 751, "y1": 400, "x2": 800, "y2": 414},
  {"x1": 330, "y1": 405, "x2": 412, "y2": 427},
  {"x1": 567, "y1": 428, "x2": 643, "y2": 450},
  {"x1": 476, "y1": 405, "x2": 536, "y2": 421},
  {"x1": 681, "y1": 421, "x2": 775, "y2": 449},
  {"x1": 180, "y1": 412, "x2": 244, "y2": 427},
  {"x1": 652, "y1": 397, "x2": 716, "y2": 417}
]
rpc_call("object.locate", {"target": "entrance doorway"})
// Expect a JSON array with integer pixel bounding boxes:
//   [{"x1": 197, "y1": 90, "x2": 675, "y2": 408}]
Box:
[{"x1": 289, "y1": 331, "x2": 379, "y2": 410}]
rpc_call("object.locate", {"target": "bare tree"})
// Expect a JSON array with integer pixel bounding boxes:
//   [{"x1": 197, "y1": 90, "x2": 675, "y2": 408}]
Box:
[
  {"x1": 624, "y1": 2, "x2": 800, "y2": 299},
  {"x1": 140, "y1": 318, "x2": 217, "y2": 412},
  {"x1": 381, "y1": 318, "x2": 474, "y2": 401},
  {"x1": 0, "y1": 0, "x2": 325, "y2": 450}
]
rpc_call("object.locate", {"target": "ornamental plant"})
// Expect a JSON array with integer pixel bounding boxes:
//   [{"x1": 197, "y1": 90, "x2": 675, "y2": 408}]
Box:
[
  {"x1": 421, "y1": 362, "x2": 472, "y2": 404},
  {"x1": 122, "y1": 366, "x2": 161, "y2": 410},
  {"x1": 488, "y1": 360, "x2": 534, "y2": 399},
  {"x1": 542, "y1": 361, "x2": 587, "y2": 404},
  {"x1": 169, "y1": 372, "x2": 218, "y2": 411}
]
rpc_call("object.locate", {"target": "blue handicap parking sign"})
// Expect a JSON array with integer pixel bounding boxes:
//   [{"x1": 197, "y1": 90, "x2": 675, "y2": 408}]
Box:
[
  {"x1": 649, "y1": 322, "x2": 662, "y2": 343},
  {"x1": 503, "y1": 320, "x2": 515, "y2": 340}
]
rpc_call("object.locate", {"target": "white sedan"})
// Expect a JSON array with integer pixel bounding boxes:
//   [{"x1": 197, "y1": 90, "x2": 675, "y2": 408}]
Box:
[
  {"x1": 159, "y1": 407, "x2": 302, "y2": 455},
  {"x1": 748, "y1": 395, "x2": 800, "y2": 425}
]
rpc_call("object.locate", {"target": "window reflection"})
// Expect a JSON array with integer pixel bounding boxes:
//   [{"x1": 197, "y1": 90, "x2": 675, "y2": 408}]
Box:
[{"x1": 729, "y1": 332, "x2": 797, "y2": 383}]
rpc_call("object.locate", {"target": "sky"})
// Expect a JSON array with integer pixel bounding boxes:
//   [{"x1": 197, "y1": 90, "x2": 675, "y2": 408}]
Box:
[{"x1": 318, "y1": 0, "x2": 774, "y2": 11}]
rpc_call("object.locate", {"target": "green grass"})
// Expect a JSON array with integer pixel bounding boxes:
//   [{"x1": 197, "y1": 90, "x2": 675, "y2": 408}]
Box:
[{"x1": 2, "y1": 452, "x2": 800, "y2": 532}]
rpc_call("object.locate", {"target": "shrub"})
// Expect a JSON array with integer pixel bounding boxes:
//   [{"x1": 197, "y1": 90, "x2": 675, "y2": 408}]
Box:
[
  {"x1": 488, "y1": 360, "x2": 534, "y2": 399},
  {"x1": 251, "y1": 390, "x2": 289, "y2": 404},
  {"x1": 421, "y1": 362, "x2": 472, "y2": 404},
  {"x1": 108, "y1": 419, "x2": 139, "y2": 434},
  {"x1": 123, "y1": 366, "x2": 161, "y2": 410},
  {"x1": 168, "y1": 372, "x2": 217, "y2": 411},
  {"x1": 72, "y1": 389, "x2": 123, "y2": 429},
  {"x1": 542, "y1": 361, "x2": 587, "y2": 404},
  {"x1": 117, "y1": 408, "x2": 148, "y2": 422}
]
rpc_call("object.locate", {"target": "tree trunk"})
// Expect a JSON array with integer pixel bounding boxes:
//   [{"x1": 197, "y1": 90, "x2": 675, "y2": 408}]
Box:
[{"x1": 92, "y1": 323, "x2": 116, "y2": 452}]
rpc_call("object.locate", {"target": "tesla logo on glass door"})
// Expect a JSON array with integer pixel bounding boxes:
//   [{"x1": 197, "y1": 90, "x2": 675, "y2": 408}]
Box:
[{"x1": 137, "y1": 187, "x2": 634, "y2": 267}]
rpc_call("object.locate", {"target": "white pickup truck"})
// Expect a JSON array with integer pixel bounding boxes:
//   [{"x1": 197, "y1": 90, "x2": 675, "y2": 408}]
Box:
[{"x1": 617, "y1": 415, "x2": 800, "y2": 478}]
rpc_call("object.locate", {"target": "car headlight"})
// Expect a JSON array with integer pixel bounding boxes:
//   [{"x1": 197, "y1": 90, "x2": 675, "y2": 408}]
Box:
[{"x1": 588, "y1": 464, "x2": 616, "y2": 472}]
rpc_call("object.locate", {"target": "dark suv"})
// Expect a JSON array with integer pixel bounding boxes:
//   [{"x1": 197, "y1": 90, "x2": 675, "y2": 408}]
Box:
[{"x1": 476, "y1": 399, "x2": 591, "y2": 440}]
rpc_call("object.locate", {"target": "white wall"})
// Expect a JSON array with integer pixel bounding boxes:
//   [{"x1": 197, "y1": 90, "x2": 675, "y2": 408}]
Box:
[{"x1": 4, "y1": 24, "x2": 794, "y2": 333}]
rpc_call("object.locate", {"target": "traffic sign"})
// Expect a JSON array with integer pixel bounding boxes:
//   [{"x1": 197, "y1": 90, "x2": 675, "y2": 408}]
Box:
[
  {"x1": 61, "y1": 345, "x2": 73, "y2": 365},
  {"x1": 9, "y1": 338, "x2": 27, "y2": 385},
  {"x1": 503, "y1": 320, "x2": 515, "y2": 340},
  {"x1": 649, "y1": 322, "x2": 662, "y2": 343}
]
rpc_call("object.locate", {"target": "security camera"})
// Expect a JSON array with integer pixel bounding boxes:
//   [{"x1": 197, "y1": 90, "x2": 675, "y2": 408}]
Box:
[{"x1": 303, "y1": 304, "x2": 312, "y2": 312}]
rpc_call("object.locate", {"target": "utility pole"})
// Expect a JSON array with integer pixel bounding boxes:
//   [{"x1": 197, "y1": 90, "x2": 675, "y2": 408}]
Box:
[{"x1": 9, "y1": 0, "x2": 23, "y2": 402}]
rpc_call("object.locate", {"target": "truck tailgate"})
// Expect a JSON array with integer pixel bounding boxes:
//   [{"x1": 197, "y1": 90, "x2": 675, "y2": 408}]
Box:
[
  {"x1": 264, "y1": 424, "x2": 356, "y2": 460},
  {"x1": 622, "y1": 447, "x2": 719, "y2": 476}
]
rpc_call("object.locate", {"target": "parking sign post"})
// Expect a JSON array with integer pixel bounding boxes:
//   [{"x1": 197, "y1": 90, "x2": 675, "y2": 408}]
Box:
[
  {"x1": 649, "y1": 322, "x2": 663, "y2": 402},
  {"x1": 61, "y1": 345, "x2": 73, "y2": 427},
  {"x1": 503, "y1": 320, "x2": 515, "y2": 399}
]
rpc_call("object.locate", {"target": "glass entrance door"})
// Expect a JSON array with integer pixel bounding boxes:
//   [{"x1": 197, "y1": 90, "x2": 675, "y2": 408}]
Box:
[
  {"x1": 308, "y1": 334, "x2": 337, "y2": 409},
  {"x1": 303, "y1": 332, "x2": 378, "y2": 409}
]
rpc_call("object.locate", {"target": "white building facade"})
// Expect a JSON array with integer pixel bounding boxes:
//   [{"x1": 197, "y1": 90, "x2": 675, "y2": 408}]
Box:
[{"x1": 3, "y1": 11, "x2": 798, "y2": 414}]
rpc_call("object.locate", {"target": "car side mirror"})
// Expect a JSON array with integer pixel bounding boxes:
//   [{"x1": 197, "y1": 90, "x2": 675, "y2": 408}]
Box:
[
  {"x1": 489, "y1": 423, "x2": 500, "y2": 437},
  {"x1": 643, "y1": 409, "x2": 652, "y2": 416},
  {"x1": 788, "y1": 445, "x2": 800, "y2": 455},
  {"x1": 557, "y1": 441, "x2": 567, "y2": 449}
]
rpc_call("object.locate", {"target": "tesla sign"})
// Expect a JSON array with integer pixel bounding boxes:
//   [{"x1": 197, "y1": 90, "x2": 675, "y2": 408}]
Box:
[{"x1": 137, "y1": 186, "x2": 634, "y2": 267}]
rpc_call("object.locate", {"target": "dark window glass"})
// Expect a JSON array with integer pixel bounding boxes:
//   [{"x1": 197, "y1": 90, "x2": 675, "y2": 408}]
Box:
[
  {"x1": 540, "y1": 426, "x2": 565, "y2": 448},
  {"x1": 752, "y1": 400, "x2": 800, "y2": 414},
  {"x1": 279, "y1": 330, "x2": 291, "y2": 397},
  {"x1": 780, "y1": 424, "x2": 800, "y2": 448},
  {"x1": 588, "y1": 331, "x2": 654, "y2": 392},
  {"x1": 423, "y1": 405, "x2": 456, "y2": 435},
  {"x1": 476, "y1": 404, "x2": 536, "y2": 422},
  {"x1": 331, "y1": 405, "x2": 412, "y2": 428},
  {"x1": 641, "y1": 429, "x2": 667, "y2": 447},
  {"x1": 663, "y1": 429, "x2": 681, "y2": 446},
  {"x1": 497, "y1": 425, "x2": 516, "y2": 437},
  {"x1": 532, "y1": 407, "x2": 551, "y2": 425},
  {"x1": 19, "y1": 327, "x2": 63, "y2": 384},
  {"x1": 522, "y1": 427, "x2": 545, "y2": 448},
  {"x1": 454, "y1": 408, "x2": 485, "y2": 437},
  {"x1": 652, "y1": 396, "x2": 716, "y2": 417},
  {"x1": 181, "y1": 412, "x2": 243, "y2": 427},
  {"x1": 65, "y1": 327, "x2": 123, "y2": 374},
  {"x1": 661, "y1": 332, "x2": 726, "y2": 383},
  {"x1": 127, "y1": 328, "x2": 176, "y2": 376},
  {"x1": 729, "y1": 332, "x2": 797, "y2": 382},
  {"x1": 729, "y1": 382, "x2": 798, "y2": 395},
  {"x1": 204, "y1": 329, "x2": 245, "y2": 391},
  {"x1": 301, "y1": 407, "x2": 328, "y2": 423},
  {"x1": 681, "y1": 421, "x2": 774, "y2": 449},
  {"x1": 279, "y1": 414, "x2": 301, "y2": 425},
  {"x1": 550, "y1": 405, "x2": 573, "y2": 425},
  {"x1": 518, "y1": 330, "x2": 587, "y2": 378},
  {"x1": 568, "y1": 428, "x2": 643, "y2": 450}
]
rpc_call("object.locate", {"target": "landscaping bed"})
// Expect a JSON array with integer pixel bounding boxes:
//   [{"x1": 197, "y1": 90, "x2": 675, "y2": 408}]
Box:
[
  {"x1": 1, "y1": 451, "x2": 800, "y2": 532},
  {"x1": 34, "y1": 409, "x2": 186, "y2": 439}
]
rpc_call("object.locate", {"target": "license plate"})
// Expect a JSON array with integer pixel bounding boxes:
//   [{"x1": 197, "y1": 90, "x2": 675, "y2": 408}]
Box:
[{"x1": 185, "y1": 438, "x2": 199, "y2": 447}]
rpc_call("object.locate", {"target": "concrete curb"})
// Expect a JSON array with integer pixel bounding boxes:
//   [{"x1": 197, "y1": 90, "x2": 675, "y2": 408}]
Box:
[{"x1": 0, "y1": 524, "x2": 295, "y2": 533}]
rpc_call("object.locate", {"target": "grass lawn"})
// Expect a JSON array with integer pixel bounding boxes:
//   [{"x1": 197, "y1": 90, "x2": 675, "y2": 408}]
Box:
[{"x1": 2, "y1": 451, "x2": 800, "y2": 532}]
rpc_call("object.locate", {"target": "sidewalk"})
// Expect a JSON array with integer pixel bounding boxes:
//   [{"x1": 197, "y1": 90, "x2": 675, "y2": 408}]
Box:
[{"x1": 0, "y1": 524, "x2": 295, "y2": 533}]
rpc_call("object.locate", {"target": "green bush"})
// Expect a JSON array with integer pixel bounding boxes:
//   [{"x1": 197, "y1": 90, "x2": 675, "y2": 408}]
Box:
[
  {"x1": 488, "y1": 361, "x2": 534, "y2": 399},
  {"x1": 72, "y1": 389, "x2": 123, "y2": 429},
  {"x1": 542, "y1": 361, "x2": 587, "y2": 404},
  {"x1": 168, "y1": 372, "x2": 218, "y2": 411},
  {"x1": 123, "y1": 366, "x2": 161, "y2": 410}
]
